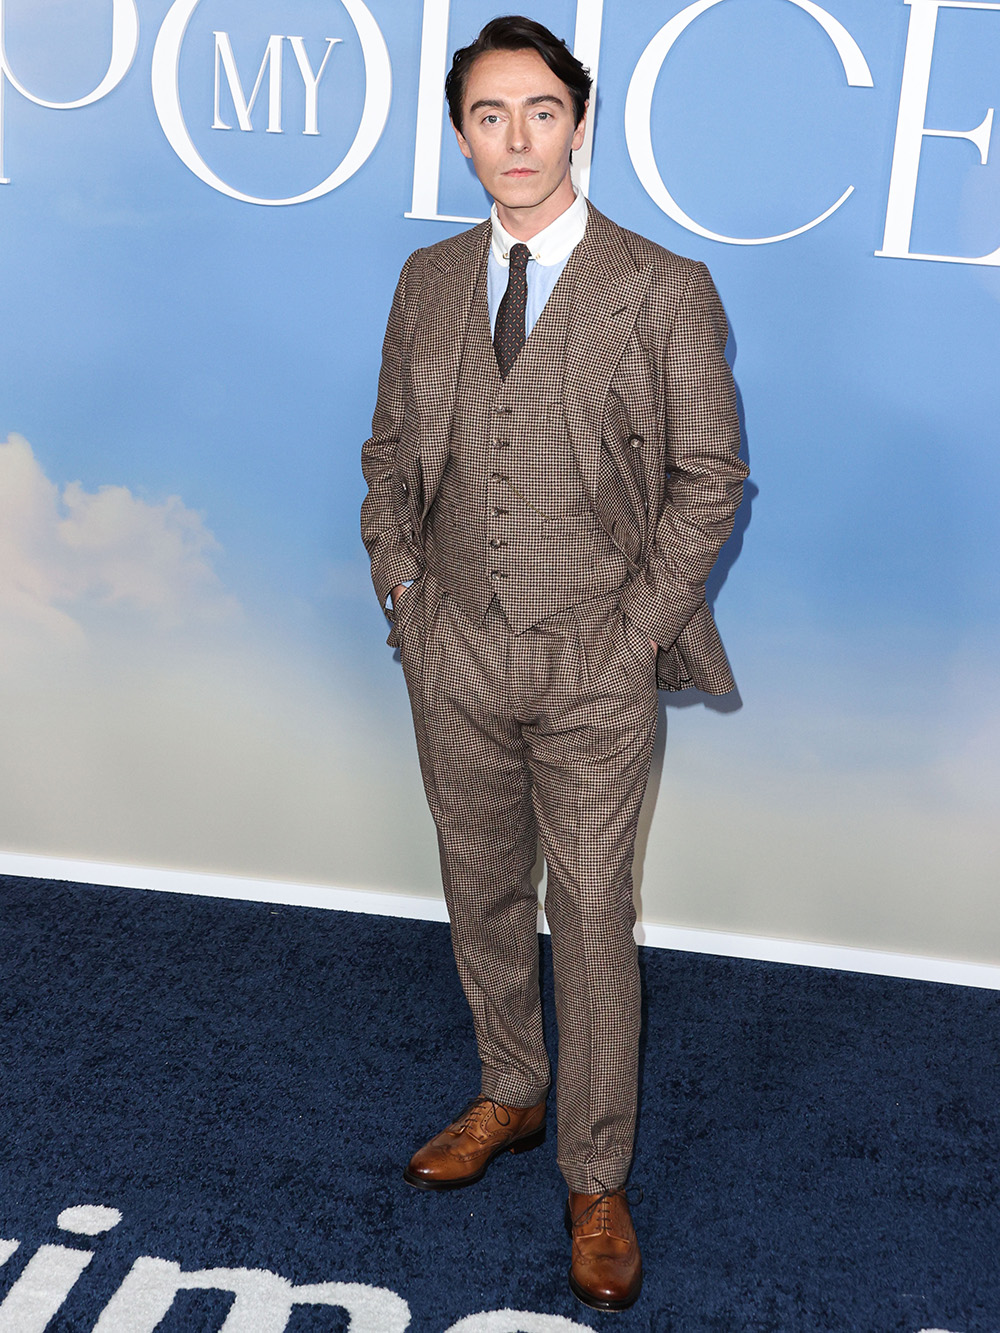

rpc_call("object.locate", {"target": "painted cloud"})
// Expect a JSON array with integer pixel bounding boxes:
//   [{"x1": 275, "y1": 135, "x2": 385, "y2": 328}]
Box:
[
  {"x1": 0, "y1": 434, "x2": 238, "y2": 650},
  {"x1": 0, "y1": 433, "x2": 440, "y2": 894}
]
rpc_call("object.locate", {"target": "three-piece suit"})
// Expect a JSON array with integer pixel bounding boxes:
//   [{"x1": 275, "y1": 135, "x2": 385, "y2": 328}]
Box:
[{"x1": 361, "y1": 200, "x2": 747, "y2": 1192}]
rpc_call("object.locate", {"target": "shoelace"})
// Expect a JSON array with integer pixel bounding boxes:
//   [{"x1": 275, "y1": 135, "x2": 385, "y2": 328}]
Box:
[
  {"x1": 571, "y1": 1181, "x2": 644, "y2": 1232},
  {"x1": 451, "y1": 1095, "x2": 512, "y2": 1136}
]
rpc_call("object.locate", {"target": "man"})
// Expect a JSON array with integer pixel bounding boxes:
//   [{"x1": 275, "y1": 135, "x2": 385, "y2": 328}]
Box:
[{"x1": 360, "y1": 16, "x2": 747, "y2": 1312}]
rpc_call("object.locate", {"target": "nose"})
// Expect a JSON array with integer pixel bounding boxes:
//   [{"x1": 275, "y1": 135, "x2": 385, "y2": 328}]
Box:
[{"x1": 506, "y1": 115, "x2": 529, "y2": 153}]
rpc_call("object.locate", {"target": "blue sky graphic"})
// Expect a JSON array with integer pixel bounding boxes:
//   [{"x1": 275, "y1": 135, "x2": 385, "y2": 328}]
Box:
[
  {"x1": 3, "y1": 0, "x2": 997, "y2": 646},
  {"x1": 0, "y1": 0, "x2": 997, "y2": 945}
]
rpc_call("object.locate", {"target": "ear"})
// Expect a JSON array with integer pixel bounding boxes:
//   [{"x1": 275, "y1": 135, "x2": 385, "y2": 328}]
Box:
[
  {"x1": 450, "y1": 117, "x2": 473, "y2": 161},
  {"x1": 571, "y1": 99, "x2": 589, "y2": 153}
]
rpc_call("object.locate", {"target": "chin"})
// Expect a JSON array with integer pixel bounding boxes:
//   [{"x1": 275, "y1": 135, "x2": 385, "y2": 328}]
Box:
[
  {"x1": 498, "y1": 192, "x2": 544, "y2": 209},
  {"x1": 495, "y1": 180, "x2": 548, "y2": 206}
]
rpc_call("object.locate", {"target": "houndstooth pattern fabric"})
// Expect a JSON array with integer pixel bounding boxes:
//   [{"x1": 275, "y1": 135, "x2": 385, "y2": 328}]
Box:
[
  {"x1": 360, "y1": 202, "x2": 748, "y2": 1190},
  {"x1": 394, "y1": 571, "x2": 658, "y2": 1192},
  {"x1": 360, "y1": 201, "x2": 748, "y2": 694},
  {"x1": 425, "y1": 255, "x2": 630, "y2": 632},
  {"x1": 493, "y1": 242, "x2": 530, "y2": 379}
]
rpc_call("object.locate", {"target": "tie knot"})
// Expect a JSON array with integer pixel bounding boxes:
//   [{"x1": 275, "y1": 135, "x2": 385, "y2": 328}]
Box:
[{"x1": 508, "y1": 242, "x2": 530, "y2": 273}]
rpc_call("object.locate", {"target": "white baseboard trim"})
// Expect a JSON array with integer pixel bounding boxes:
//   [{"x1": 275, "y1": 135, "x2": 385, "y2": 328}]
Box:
[
  {"x1": 0, "y1": 851, "x2": 451, "y2": 924},
  {"x1": 632, "y1": 920, "x2": 1000, "y2": 991},
  {"x1": 3, "y1": 849, "x2": 999, "y2": 992}
]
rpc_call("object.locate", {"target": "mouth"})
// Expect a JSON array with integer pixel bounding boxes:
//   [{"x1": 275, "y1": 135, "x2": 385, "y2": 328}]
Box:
[{"x1": 503, "y1": 168, "x2": 537, "y2": 178}]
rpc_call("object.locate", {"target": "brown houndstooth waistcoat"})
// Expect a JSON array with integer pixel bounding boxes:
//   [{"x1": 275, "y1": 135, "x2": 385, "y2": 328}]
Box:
[{"x1": 425, "y1": 254, "x2": 629, "y2": 631}]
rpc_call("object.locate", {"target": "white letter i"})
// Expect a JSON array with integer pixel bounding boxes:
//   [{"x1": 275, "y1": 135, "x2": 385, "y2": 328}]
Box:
[{"x1": 0, "y1": 1205, "x2": 122, "y2": 1332}]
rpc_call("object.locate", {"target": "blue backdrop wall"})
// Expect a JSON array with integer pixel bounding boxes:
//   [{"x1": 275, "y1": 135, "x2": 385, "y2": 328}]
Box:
[{"x1": 0, "y1": 0, "x2": 997, "y2": 963}]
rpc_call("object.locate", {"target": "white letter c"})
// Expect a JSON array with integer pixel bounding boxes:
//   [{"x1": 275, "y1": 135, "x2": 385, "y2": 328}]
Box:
[{"x1": 624, "y1": 0, "x2": 874, "y2": 245}]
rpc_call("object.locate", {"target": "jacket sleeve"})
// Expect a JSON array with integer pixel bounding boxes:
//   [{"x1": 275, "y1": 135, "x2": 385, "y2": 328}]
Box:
[
  {"x1": 360, "y1": 252, "x2": 426, "y2": 617},
  {"x1": 619, "y1": 261, "x2": 748, "y2": 650}
]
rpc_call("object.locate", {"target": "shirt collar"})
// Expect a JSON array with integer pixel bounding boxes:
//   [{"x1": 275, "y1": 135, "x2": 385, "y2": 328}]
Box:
[{"x1": 490, "y1": 187, "x2": 588, "y2": 269}]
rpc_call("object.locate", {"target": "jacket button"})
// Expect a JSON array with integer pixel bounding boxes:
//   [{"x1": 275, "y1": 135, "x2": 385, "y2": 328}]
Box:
[{"x1": 628, "y1": 435, "x2": 644, "y2": 449}]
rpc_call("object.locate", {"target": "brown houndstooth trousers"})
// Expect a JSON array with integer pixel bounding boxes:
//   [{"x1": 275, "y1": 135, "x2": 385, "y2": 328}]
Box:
[{"x1": 395, "y1": 570, "x2": 658, "y2": 1192}]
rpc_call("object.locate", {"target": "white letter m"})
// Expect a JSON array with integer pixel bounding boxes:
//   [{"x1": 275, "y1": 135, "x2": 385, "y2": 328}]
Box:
[
  {"x1": 213, "y1": 32, "x2": 284, "y2": 133},
  {"x1": 91, "y1": 1256, "x2": 411, "y2": 1332}
]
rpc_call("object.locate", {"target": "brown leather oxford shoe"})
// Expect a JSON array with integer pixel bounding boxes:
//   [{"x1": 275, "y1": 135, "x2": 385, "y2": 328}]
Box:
[
  {"x1": 403, "y1": 1095, "x2": 546, "y2": 1190},
  {"x1": 566, "y1": 1186, "x2": 643, "y2": 1311}
]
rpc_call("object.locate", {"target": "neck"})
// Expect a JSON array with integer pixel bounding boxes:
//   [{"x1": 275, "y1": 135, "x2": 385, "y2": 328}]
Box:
[{"x1": 494, "y1": 177, "x2": 577, "y2": 242}]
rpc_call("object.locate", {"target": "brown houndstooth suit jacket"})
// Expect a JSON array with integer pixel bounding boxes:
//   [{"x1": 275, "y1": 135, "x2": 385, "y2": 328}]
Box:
[{"x1": 361, "y1": 200, "x2": 747, "y2": 693}]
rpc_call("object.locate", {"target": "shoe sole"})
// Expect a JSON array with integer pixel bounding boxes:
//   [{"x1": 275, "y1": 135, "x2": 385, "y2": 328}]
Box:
[
  {"x1": 567, "y1": 1269, "x2": 642, "y2": 1312},
  {"x1": 402, "y1": 1124, "x2": 546, "y2": 1191}
]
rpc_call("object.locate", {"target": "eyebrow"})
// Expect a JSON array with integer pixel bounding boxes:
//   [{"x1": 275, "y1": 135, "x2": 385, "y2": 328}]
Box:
[{"x1": 467, "y1": 93, "x2": 567, "y2": 115}]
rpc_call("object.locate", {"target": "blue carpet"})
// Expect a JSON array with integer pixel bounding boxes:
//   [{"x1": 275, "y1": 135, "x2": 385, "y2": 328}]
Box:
[{"x1": 0, "y1": 874, "x2": 998, "y2": 1332}]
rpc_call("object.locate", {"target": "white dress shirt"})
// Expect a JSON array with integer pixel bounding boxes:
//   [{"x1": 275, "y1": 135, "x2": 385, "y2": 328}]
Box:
[{"x1": 487, "y1": 187, "x2": 589, "y2": 337}]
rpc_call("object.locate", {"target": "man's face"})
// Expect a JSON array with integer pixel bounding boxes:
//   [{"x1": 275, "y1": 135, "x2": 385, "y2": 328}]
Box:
[{"x1": 452, "y1": 47, "x2": 587, "y2": 232}]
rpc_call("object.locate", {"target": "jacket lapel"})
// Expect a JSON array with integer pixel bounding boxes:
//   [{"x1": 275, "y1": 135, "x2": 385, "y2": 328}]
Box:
[
  {"x1": 411, "y1": 221, "x2": 491, "y2": 518},
  {"x1": 563, "y1": 203, "x2": 655, "y2": 505}
]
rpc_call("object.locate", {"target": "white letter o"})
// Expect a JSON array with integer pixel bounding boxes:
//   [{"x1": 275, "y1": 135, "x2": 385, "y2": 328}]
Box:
[{"x1": 150, "y1": 0, "x2": 391, "y2": 206}]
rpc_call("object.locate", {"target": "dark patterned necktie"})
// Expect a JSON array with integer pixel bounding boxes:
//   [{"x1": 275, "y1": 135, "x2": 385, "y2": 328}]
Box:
[{"x1": 493, "y1": 242, "x2": 530, "y2": 380}]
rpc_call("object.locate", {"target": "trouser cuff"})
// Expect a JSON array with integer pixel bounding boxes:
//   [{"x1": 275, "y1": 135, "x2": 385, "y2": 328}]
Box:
[
  {"x1": 559, "y1": 1155, "x2": 633, "y2": 1193},
  {"x1": 481, "y1": 1073, "x2": 549, "y2": 1109}
]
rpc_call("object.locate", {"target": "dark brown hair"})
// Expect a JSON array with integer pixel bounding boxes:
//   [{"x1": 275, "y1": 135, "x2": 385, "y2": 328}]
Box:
[{"x1": 445, "y1": 16, "x2": 592, "y2": 133}]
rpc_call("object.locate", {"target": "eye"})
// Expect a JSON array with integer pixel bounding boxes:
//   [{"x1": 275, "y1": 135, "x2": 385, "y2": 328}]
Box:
[{"x1": 483, "y1": 114, "x2": 500, "y2": 125}]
